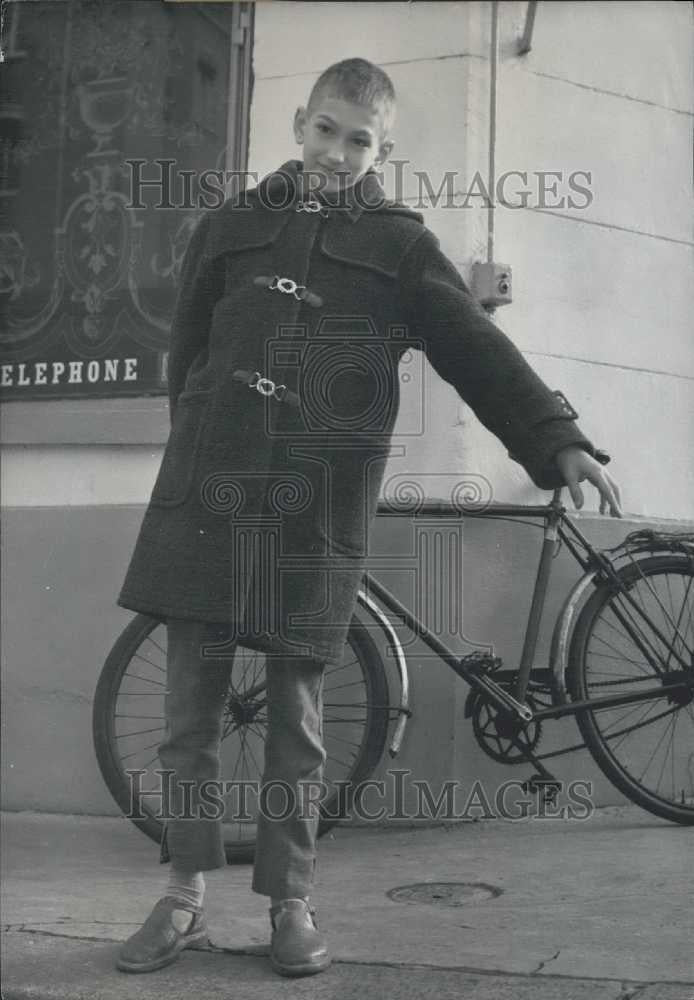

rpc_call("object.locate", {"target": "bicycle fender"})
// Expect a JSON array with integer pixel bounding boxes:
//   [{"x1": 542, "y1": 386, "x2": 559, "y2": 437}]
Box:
[
  {"x1": 549, "y1": 569, "x2": 601, "y2": 705},
  {"x1": 356, "y1": 588, "x2": 412, "y2": 758}
]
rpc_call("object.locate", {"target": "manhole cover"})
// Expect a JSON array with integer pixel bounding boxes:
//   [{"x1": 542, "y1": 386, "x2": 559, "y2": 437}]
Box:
[{"x1": 387, "y1": 882, "x2": 502, "y2": 907}]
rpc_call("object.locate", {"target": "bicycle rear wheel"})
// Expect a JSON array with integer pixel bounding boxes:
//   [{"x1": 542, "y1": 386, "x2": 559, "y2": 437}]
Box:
[
  {"x1": 93, "y1": 614, "x2": 389, "y2": 862},
  {"x1": 568, "y1": 554, "x2": 694, "y2": 824}
]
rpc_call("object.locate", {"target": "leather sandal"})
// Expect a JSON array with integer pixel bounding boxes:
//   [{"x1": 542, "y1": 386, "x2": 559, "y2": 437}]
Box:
[
  {"x1": 116, "y1": 896, "x2": 209, "y2": 973},
  {"x1": 269, "y1": 898, "x2": 331, "y2": 977}
]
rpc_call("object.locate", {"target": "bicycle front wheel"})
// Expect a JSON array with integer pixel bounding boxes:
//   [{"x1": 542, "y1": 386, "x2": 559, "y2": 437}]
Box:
[
  {"x1": 93, "y1": 614, "x2": 390, "y2": 863},
  {"x1": 568, "y1": 554, "x2": 694, "y2": 825}
]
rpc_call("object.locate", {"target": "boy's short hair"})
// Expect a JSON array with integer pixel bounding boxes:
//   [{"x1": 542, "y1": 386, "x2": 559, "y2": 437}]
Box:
[{"x1": 307, "y1": 58, "x2": 396, "y2": 137}]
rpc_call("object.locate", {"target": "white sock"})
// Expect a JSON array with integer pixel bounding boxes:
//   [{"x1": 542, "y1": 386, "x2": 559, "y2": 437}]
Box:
[{"x1": 166, "y1": 867, "x2": 205, "y2": 912}]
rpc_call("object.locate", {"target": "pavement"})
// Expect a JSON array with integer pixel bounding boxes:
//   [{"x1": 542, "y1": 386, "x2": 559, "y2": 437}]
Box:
[{"x1": 1, "y1": 807, "x2": 692, "y2": 1000}]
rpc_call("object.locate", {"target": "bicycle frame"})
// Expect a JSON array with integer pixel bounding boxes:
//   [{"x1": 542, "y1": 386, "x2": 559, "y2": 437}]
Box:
[{"x1": 366, "y1": 490, "x2": 693, "y2": 730}]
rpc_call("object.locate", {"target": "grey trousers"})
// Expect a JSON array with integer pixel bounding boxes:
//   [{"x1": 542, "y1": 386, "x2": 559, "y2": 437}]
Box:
[{"x1": 158, "y1": 619, "x2": 327, "y2": 899}]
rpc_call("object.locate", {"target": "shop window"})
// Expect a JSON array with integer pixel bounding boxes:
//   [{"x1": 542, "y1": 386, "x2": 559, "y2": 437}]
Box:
[{"x1": 0, "y1": 0, "x2": 253, "y2": 400}]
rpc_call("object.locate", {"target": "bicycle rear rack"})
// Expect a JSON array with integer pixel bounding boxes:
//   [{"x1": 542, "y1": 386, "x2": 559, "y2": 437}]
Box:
[{"x1": 607, "y1": 528, "x2": 694, "y2": 561}]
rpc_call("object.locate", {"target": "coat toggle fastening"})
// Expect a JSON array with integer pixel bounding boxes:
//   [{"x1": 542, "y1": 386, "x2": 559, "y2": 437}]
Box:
[
  {"x1": 232, "y1": 369, "x2": 300, "y2": 407},
  {"x1": 253, "y1": 274, "x2": 324, "y2": 308}
]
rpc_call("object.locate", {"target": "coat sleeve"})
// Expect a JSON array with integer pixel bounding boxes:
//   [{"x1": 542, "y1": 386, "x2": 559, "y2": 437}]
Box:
[
  {"x1": 401, "y1": 228, "x2": 596, "y2": 490},
  {"x1": 166, "y1": 210, "x2": 225, "y2": 424}
]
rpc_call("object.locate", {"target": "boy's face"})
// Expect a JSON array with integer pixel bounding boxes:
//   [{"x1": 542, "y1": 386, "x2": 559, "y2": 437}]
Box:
[{"x1": 293, "y1": 95, "x2": 393, "y2": 194}]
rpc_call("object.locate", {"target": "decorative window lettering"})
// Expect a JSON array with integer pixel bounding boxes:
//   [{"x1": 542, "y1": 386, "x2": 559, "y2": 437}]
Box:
[{"x1": 0, "y1": 358, "x2": 139, "y2": 388}]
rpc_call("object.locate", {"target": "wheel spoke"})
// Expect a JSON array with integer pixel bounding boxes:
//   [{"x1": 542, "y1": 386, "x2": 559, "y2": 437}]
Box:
[
  {"x1": 114, "y1": 725, "x2": 166, "y2": 739},
  {"x1": 132, "y1": 651, "x2": 166, "y2": 674},
  {"x1": 114, "y1": 714, "x2": 164, "y2": 721},
  {"x1": 324, "y1": 750, "x2": 356, "y2": 770},
  {"x1": 324, "y1": 679, "x2": 370, "y2": 693},
  {"x1": 143, "y1": 632, "x2": 168, "y2": 659},
  {"x1": 119, "y1": 740, "x2": 165, "y2": 761},
  {"x1": 323, "y1": 732, "x2": 364, "y2": 750},
  {"x1": 122, "y1": 671, "x2": 166, "y2": 688}
]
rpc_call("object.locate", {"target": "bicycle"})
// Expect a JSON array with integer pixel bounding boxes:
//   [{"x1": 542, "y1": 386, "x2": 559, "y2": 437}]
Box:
[{"x1": 93, "y1": 478, "x2": 694, "y2": 863}]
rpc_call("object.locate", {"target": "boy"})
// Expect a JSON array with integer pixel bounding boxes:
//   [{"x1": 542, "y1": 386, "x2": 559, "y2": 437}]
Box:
[{"x1": 115, "y1": 58, "x2": 622, "y2": 978}]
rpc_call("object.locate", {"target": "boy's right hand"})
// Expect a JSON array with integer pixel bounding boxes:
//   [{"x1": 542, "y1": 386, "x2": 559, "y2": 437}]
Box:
[{"x1": 555, "y1": 445, "x2": 623, "y2": 517}]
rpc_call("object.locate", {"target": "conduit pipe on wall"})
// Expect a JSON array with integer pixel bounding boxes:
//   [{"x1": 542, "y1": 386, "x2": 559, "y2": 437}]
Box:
[
  {"x1": 487, "y1": 1, "x2": 539, "y2": 259},
  {"x1": 518, "y1": 0, "x2": 538, "y2": 56},
  {"x1": 486, "y1": 0, "x2": 499, "y2": 266},
  {"x1": 486, "y1": 2, "x2": 540, "y2": 263}
]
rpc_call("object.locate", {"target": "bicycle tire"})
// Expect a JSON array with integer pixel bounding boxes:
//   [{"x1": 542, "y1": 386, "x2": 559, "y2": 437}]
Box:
[
  {"x1": 568, "y1": 554, "x2": 694, "y2": 825},
  {"x1": 93, "y1": 613, "x2": 390, "y2": 863}
]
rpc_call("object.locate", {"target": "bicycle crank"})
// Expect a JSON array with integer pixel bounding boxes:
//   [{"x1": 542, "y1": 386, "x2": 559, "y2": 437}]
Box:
[
  {"x1": 469, "y1": 691, "x2": 543, "y2": 764},
  {"x1": 457, "y1": 651, "x2": 534, "y2": 722}
]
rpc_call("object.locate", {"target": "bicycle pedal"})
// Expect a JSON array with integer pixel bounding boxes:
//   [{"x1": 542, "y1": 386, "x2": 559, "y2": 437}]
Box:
[
  {"x1": 460, "y1": 651, "x2": 503, "y2": 675},
  {"x1": 523, "y1": 775, "x2": 561, "y2": 803}
]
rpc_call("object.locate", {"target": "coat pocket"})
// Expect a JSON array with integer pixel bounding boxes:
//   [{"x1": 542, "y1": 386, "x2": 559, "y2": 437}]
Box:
[{"x1": 149, "y1": 389, "x2": 213, "y2": 508}]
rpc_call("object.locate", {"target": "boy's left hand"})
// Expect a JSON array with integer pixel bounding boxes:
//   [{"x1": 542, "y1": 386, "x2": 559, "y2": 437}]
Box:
[{"x1": 555, "y1": 445, "x2": 623, "y2": 517}]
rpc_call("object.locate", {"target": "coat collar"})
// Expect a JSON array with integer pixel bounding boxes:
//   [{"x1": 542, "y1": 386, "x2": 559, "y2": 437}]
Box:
[
  {"x1": 205, "y1": 160, "x2": 423, "y2": 260},
  {"x1": 253, "y1": 159, "x2": 391, "y2": 224}
]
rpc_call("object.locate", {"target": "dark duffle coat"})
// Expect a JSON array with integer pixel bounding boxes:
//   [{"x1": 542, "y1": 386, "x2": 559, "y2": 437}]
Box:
[{"x1": 117, "y1": 160, "x2": 595, "y2": 665}]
